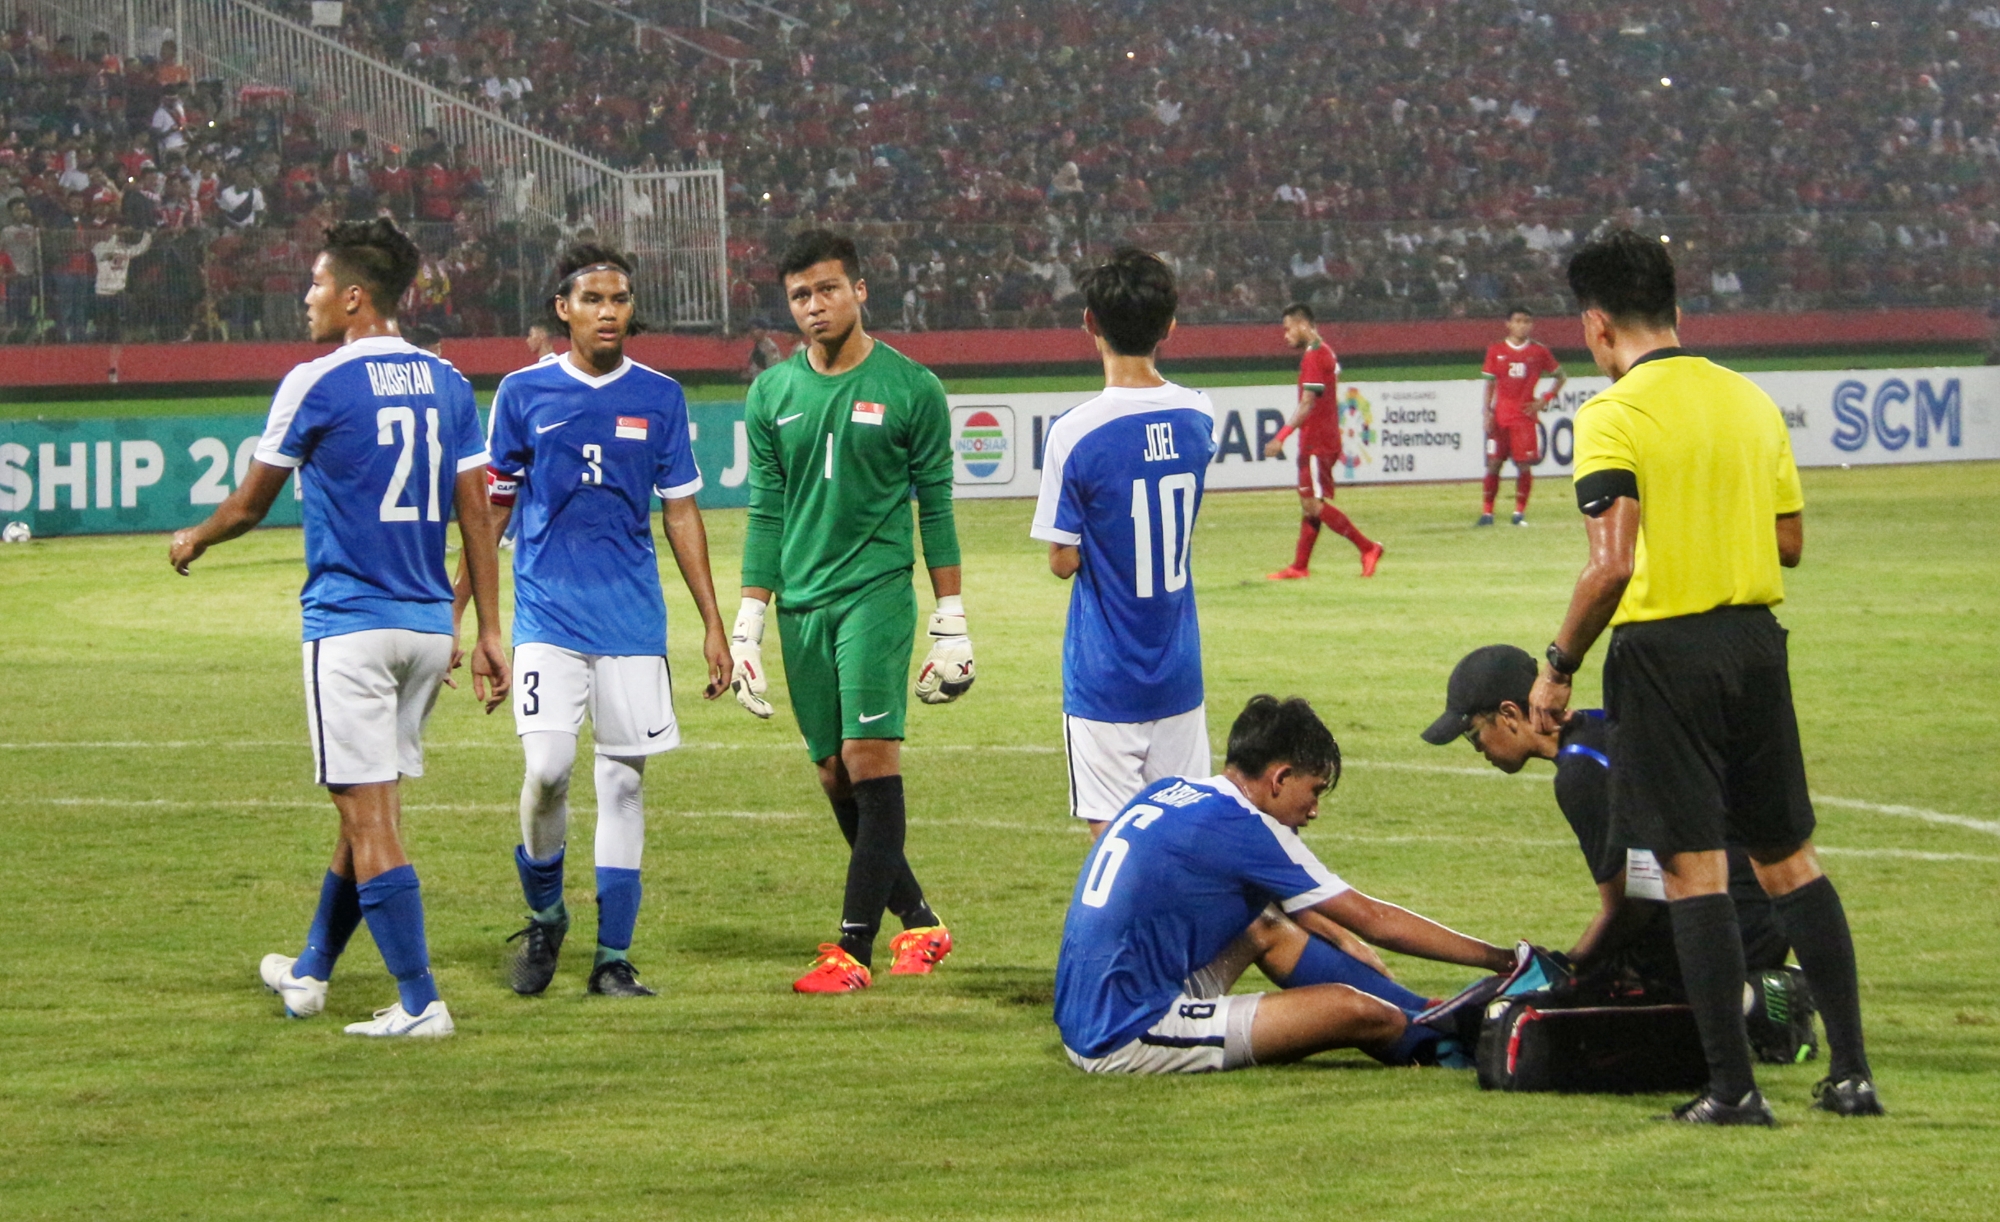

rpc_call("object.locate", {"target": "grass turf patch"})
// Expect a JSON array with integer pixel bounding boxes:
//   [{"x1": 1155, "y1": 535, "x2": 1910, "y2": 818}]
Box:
[{"x1": 0, "y1": 465, "x2": 1994, "y2": 1218}]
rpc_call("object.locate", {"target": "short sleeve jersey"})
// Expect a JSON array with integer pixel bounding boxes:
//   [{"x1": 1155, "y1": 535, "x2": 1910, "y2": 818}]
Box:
[
  {"x1": 253, "y1": 336, "x2": 487, "y2": 642},
  {"x1": 1054, "y1": 775, "x2": 1350, "y2": 1058},
  {"x1": 740, "y1": 342, "x2": 958, "y2": 611},
  {"x1": 1030, "y1": 383, "x2": 1217, "y2": 724},
  {"x1": 1296, "y1": 342, "x2": 1342, "y2": 454},
  {"x1": 1573, "y1": 351, "x2": 1805, "y2": 625},
  {"x1": 1482, "y1": 339, "x2": 1562, "y2": 424},
  {"x1": 485, "y1": 355, "x2": 703, "y2": 657}
]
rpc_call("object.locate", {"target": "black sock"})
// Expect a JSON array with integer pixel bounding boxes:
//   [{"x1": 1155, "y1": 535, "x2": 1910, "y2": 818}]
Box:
[
  {"x1": 830, "y1": 793, "x2": 936, "y2": 931},
  {"x1": 837, "y1": 775, "x2": 915, "y2": 967},
  {"x1": 1775, "y1": 875, "x2": 1870, "y2": 1081},
  {"x1": 1670, "y1": 893, "x2": 1758, "y2": 1102}
]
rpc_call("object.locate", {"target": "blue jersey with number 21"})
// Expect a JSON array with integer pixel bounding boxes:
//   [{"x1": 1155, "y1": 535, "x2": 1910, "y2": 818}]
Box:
[
  {"x1": 1054, "y1": 775, "x2": 1350, "y2": 1058},
  {"x1": 254, "y1": 336, "x2": 487, "y2": 642},
  {"x1": 1030, "y1": 383, "x2": 1216, "y2": 724}
]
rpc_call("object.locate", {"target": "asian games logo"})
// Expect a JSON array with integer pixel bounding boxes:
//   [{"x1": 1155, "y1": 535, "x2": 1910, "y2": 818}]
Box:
[
  {"x1": 1337, "y1": 386, "x2": 1375, "y2": 475},
  {"x1": 951, "y1": 405, "x2": 1015, "y2": 484}
]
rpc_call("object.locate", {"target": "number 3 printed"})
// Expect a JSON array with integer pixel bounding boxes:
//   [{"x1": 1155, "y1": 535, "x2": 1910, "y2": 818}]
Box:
[{"x1": 581, "y1": 444, "x2": 603, "y2": 485}]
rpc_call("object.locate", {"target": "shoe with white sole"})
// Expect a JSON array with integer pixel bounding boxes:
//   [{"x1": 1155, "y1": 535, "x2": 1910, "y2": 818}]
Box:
[
  {"x1": 260, "y1": 953, "x2": 328, "y2": 1018},
  {"x1": 342, "y1": 1000, "x2": 455, "y2": 1037}
]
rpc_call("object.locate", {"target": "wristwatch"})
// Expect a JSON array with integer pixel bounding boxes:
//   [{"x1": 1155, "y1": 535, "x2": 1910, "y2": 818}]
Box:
[{"x1": 1546, "y1": 641, "x2": 1580, "y2": 677}]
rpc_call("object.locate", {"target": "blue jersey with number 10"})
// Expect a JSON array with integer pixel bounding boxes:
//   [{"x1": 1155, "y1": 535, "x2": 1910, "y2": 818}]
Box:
[
  {"x1": 1031, "y1": 383, "x2": 1216, "y2": 724},
  {"x1": 254, "y1": 336, "x2": 487, "y2": 642}
]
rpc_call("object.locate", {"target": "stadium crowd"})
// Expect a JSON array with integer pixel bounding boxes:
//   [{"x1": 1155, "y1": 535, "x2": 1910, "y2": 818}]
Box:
[{"x1": 6, "y1": 0, "x2": 2000, "y2": 336}]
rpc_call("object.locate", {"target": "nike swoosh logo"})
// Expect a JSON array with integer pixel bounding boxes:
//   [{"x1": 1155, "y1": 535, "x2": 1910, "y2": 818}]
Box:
[
  {"x1": 858, "y1": 712, "x2": 890, "y2": 724},
  {"x1": 647, "y1": 724, "x2": 672, "y2": 738},
  {"x1": 535, "y1": 419, "x2": 571, "y2": 434},
  {"x1": 775, "y1": 413, "x2": 804, "y2": 426}
]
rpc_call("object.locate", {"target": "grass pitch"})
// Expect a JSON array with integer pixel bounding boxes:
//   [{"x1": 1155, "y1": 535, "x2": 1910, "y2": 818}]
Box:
[{"x1": 1, "y1": 465, "x2": 1996, "y2": 1220}]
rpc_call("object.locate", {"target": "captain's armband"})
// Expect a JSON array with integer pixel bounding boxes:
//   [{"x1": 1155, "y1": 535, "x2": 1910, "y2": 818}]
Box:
[{"x1": 1574, "y1": 469, "x2": 1638, "y2": 518}]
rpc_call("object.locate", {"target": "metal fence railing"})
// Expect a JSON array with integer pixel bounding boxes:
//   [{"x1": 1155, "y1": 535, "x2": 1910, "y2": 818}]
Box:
[
  {"x1": 727, "y1": 213, "x2": 2000, "y2": 332},
  {"x1": 2, "y1": 0, "x2": 729, "y2": 330}
]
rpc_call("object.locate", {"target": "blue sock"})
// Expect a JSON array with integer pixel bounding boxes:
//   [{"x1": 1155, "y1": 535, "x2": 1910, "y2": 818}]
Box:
[
  {"x1": 357, "y1": 864, "x2": 440, "y2": 1014},
  {"x1": 1284, "y1": 935, "x2": 1434, "y2": 1015},
  {"x1": 595, "y1": 867, "x2": 641, "y2": 957},
  {"x1": 515, "y1": 844, "x2": 567, "y2": 917},
  {"x1": 1374, "y1": 1018, "x2": 1445, "y2": 1067},
  {"x1": 294, "y1": 870, "x2": 362, "y2": 981}
]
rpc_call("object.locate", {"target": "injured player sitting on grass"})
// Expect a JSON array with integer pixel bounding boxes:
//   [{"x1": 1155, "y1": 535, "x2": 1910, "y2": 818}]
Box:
[{"x1": 1054, "y1": 695, "x2": 1518, "y2": 1074}]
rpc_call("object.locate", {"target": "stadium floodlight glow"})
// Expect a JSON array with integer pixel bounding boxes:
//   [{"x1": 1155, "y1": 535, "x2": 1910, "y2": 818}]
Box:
[
  {"x1": 1660, "y1": 234, "x2": 1672, "y2": 243},
  {"x1": 1126, "y1": 51, "x2": 1135, "y2": 59},
  {"x1": 1660, "y1": 76, "x2": 1672, "y2": 87}
]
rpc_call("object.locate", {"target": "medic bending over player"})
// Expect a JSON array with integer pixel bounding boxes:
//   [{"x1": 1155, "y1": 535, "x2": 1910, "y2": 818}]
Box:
[
  {"x1": 1477, "y1": 306, "x2": 1566, "y2": 526},
  {"x1": 1264, "y1": 304, "x2": 1382, "y2": 580}
]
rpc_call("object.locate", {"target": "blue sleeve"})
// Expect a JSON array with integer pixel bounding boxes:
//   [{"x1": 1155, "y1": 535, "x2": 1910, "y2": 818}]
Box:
[
  {"x1": 1054, "y1": 444, "x2": 1088, "y2": 538},
  {"x1": 1217, "y1": 812, "x2": 1351, "y2": 913},
  {"x1": 654, "y1": 382, "x2": 703, "y2": 499},
  {"x1": 487, "y1": 376, "x2": 529, "y2": 477}
]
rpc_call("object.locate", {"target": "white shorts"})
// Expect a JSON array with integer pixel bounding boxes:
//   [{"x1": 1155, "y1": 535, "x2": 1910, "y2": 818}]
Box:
[
  {"x1": 302, "y1": 629, "x2": 453, "y2": 787},
  {"x1": 1065, "y1": 990, "x2": 1261, "y2": 1074},
  {"x1": 513, "y1": 642, "x2": 679, "y2": 756},
  {"x1": 1064, "y1": 705, "x2": 1212, "y2": 823}
]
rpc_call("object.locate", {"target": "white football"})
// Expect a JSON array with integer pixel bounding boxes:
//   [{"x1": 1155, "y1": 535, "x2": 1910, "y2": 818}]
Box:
[{"x1": 1, "y1": 521, "x2": 30, "y2": 544}]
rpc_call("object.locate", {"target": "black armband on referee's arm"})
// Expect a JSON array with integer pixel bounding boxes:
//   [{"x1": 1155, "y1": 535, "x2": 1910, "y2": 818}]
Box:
[{"x1": 1575, "y1": 469, "x2": 1638, "y2": 518}]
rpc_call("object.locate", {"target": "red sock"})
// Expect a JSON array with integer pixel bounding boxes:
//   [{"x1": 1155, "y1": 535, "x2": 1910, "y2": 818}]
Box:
[
  {"x1": 1515, "y1": 470, "x2": 1533, "y2": 514},
  {"x1": 1319, "y1": 504, "x2": 1374, "y2": 553},
  {"x1": 1481, "y1": 472, "x2": 1500, "y2": 515},
  {"x1": 1293, "y1": 517, "x2": 1320, "y2": 570}
]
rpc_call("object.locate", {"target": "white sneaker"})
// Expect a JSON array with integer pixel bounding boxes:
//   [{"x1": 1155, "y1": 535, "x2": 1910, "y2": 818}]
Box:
[
  {"x1": 343, "y1": 1000, "x2": 455, "y2": 1038},
  {"x1": 260, "y1": 953, "x2": 328, "y2": 1018}
]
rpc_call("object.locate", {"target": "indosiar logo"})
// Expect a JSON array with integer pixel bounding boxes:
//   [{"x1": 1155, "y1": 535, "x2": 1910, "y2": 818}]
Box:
[
  {"x1": 1336, "y1": 386, "x2": 1376, "y2": 476},
  {"x1": 951, "y1": 405, "x2": 1014, "y2": 483},
  {"x1": 1831, "y1": 378, "x2": 1960, "y2": 452}
]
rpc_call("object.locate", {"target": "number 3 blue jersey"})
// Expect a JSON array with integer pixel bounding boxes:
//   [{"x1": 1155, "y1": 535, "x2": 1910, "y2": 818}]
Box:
[
  {"x1": 254, "y1": 336, "x2": 487, "y2": 642},
  {"x1": 486, "y1": 355, "x2": 703, "y2": 657},
  {"x1": 1031, "y1": 383, "x2": 1216, "y2": 723},
  {"x1": 1054, "y1": 776, "x2": 1351, "y2": 1058}
]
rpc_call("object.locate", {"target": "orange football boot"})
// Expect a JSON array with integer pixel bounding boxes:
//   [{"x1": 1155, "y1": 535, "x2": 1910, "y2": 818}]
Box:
[
  {"x1": 888, "y1": 925, "x2": 953, "y2": 975},
  {"x1": 792, "y1": 943, "x2": 872, "y2": 993}
]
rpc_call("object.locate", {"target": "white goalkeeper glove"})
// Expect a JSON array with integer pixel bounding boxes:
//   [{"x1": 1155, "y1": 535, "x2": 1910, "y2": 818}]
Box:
[
  {"x1": 729, "y1": 596, "x2": 773, "y2": 719},
  {"x1": 915, "y1": 594, "x2": 974, "y2": 704}
]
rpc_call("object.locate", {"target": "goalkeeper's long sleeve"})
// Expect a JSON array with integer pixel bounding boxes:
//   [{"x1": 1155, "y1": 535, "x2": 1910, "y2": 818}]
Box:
[{"x1": 914, "y1": 478, "x2": 961, "y2": 571}]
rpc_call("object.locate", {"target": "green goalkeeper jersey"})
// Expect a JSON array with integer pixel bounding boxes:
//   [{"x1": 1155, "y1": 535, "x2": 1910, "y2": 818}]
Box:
[{"x1": 741, "y1": 340, "x2": 961, "y2": 611}]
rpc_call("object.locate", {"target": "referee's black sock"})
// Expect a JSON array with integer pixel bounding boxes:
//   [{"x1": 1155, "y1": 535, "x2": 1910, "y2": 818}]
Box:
[
  {"x1": 1775, "y1": 875, "x2": 1871, "y2": 1082},
  {"x1": 836, "y1": 775, "x2": 909, "y2": 968},
  {"x1": 828, "y1": 793, "x2": 936, "y2": 930},
  {"x1": 1670, "y1": 892, "x2": 1759, "y2": 1102}
]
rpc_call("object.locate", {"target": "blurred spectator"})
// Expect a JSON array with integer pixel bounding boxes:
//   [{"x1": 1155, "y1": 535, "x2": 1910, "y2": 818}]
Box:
[{"x1": 90, "y1": 225, "x2": 150, "y2": 342}]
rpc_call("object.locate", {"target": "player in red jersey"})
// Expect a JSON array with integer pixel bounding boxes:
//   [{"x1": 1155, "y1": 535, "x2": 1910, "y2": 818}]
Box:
[
  {"x1": 1264, "y1": 303, "x2": 1382, "y2": 579},
  {"x1": 1477, "y1": 306, "x2": 1566, "y2": 526}
]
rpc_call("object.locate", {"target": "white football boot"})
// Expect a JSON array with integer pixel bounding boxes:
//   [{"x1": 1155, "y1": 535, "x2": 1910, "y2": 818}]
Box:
[
  {"x1": 343, "y1": 1000, "x2": 455, "y2": 1038},
  {"x1": 260, "y1": 953, "x2": 329, "y2": 1018}
]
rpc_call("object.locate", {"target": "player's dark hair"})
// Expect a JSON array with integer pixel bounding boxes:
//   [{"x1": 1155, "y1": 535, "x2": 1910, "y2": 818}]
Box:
[
  {"x1": 1078, "y1": 247, "x2": 1176, "y2": 357},
  {"x1": 1282, "y1": 302, "x2": 1314, "y2": 322},
  {"x1": 552, "y1": 243, "x2": 646, "y2": 335},
  {"x1": 1566, "y1": 230, "x2": 1677, "y2": 328},
  {"x1": 1507, "y1": 304, "x2": 1533, "y2": 319},
  {"x1": 776, "y1": 228, "x2": 860, "y2": 284},
  {"x1": 321, "y1": 217, "x2": 421, "y2": 315},
  {"x1": 1225, "y1": 695, "x2": 1342, "y2": 785},
  {"x1": 402, "y1": 322, "x2": 441, "y2": 350}
]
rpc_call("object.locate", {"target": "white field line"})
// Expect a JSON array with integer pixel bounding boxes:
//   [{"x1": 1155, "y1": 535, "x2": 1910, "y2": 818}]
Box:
[{"x1": 5, "y1": 743, "x2": 1992, "y2": 841}]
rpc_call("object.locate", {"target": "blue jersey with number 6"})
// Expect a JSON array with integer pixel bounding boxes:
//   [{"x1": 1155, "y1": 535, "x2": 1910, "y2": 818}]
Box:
[
  {"x1": 1053, "y1": 775, "x2": 1351, "y2": 1058},
  {"x1": 1029, "y1": 383, "x2": 1216, "y2": 724},
  {"x1": 486, "y1": 355, "x2": 704, "y2": 657},
  {"x1": 253, "y1": 336, "x2": 486, "y2": 642}
]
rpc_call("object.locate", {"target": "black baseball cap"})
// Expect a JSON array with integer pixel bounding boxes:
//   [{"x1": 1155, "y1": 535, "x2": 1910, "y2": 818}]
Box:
[{"x1": 1420, "y1": 645, "x2": 1538, "y2": 745}]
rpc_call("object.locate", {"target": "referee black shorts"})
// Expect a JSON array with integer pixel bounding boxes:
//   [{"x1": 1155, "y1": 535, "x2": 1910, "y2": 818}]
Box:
[{"x1": 1604, "y1": 605, "x2": 1817, "y2": 860}]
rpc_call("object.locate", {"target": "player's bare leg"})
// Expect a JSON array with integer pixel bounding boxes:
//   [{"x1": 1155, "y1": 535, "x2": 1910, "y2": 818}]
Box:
[
  {"x1": 314, "y1": 780, "x2": 449, "y2": 1033},
  {"x1": 262, "y1": 787, "x2": 403, "y2": 1018},
  {"x1": 1184, "y1": 918, "x2": 1415, "y2": 1066}
]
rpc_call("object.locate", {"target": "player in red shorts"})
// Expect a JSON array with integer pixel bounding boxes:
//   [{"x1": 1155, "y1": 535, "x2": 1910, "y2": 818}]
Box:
[
  {"x1": 1478, "y1": 306, "x2": 1566, "y2": 526},
  {"x1": 1264, "y1": 303, "x2": 1382, "y2": 580}
]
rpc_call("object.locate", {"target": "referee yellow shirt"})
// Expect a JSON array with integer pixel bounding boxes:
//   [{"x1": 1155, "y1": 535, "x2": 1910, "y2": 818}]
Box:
[{"x1": 1573, "y1": 350, "x2": 1805, "y2": 625}]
